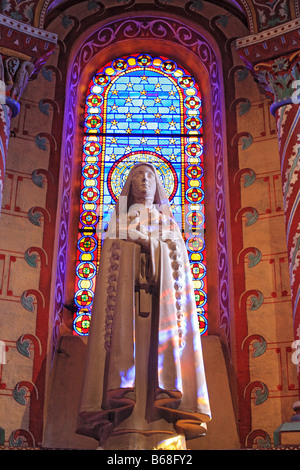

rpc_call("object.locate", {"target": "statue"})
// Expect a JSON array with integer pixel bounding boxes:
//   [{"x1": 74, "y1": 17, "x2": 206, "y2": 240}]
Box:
[{"x1": 76, "y1": 163, "x2": 211, "y2": 450}]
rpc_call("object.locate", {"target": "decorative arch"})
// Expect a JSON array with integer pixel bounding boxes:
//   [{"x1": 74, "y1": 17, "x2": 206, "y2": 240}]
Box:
[{"x1": 50, "y1": 15, "x2": 231, "y2": 364}]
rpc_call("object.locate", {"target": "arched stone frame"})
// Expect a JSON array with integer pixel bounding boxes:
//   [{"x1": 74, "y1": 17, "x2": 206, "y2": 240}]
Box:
[{"x1": 47, "y1": 14, "x2": 233, "y2": 396}]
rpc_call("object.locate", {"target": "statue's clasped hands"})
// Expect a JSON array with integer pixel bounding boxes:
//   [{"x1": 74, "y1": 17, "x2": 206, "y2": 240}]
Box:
[{"x1": 126, "y1": 212, "x2": 150, "y2": 253}]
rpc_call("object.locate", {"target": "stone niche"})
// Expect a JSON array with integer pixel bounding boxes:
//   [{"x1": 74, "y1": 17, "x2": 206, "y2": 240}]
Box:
[{"x1": 43, "y1": 335, "x2": 240, "y2": 450}]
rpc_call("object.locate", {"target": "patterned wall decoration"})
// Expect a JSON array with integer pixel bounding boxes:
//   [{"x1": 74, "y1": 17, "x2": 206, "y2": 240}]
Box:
[
  {"x1": 1, "y1": 0, "x2": 300, "y2": 42},
  {"x1": 237, "y1": 21, "x2": 300, "y2": 397},
  {"x1": 1, "y1": 0, "x2": 39, "y2": 24},
  {"x1": 0, "y1": 34, "x2": 57, "y2": 445},
  {"x1": 0, "y1": 0, "x2": 57, "y2": 28},
  {"x1": 236, "y1": 19, "x2": 300, "y2": 79},
  {"x1": 238, "y1": 0, "x2": 300, "y2": 33},
  {"x1": 232, "y1": 58, "x2": 297, "y2": 447},
  {"x1": 0, "y1": 12, "x2": 57, "y2": 219},
  {"x1": 0, "y1": 9, "x2": 56, "y2": 447}
]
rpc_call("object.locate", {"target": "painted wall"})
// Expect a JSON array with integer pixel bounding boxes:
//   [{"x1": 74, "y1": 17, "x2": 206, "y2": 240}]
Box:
[
  {"x1": 0, "y1": 45, "x2": 58, "y2": 446},
  {"x1": 232, "y1": 50, "x2": 298, "y2": 446}
]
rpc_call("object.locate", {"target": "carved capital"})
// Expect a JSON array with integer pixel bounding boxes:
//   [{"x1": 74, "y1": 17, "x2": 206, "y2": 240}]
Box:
[
  {"x1": 0, "y1": 54, "x2": 35, "y2": 117},
  {"x1": 253, "y1": 50, "x2": 300, "y2": 115},
  {"x1": 2, "y1": 55, "x2": 34, "y2": 98},
  {"x1": 236, "y1": 19, "x2": 300, "y2": 114},
  {"x1": 0, "y1": 14, "x2": 57, "y2": 116}
]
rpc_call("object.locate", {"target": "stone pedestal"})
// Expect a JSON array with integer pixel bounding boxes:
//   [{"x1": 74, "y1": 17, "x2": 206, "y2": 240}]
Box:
[
  {"x1": 43, "y1": 334, "x2": 240, "y2": 450},
  {"x1": 104, "y1": 432, "x2": 187, "y2": 451},
  {"x1": 43, "y1": 336, "x2": 98, "y2": 449}
]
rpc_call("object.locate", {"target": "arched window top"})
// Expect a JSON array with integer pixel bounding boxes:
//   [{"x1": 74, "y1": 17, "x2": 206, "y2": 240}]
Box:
[{"x1": 73, "y1": 54, "x2": 207, "y2": 337}]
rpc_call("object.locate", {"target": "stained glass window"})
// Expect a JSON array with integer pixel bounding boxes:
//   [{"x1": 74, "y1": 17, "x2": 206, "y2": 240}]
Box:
[{"x1": 73, "y1": 54, "x2": 207, "y2": 336}]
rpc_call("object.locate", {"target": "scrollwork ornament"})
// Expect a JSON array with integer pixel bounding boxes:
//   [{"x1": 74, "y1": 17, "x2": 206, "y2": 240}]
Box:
[
  {"x1": 4, "y1": 57, "x2": 20, "y2": 87},
  {"x1": 8, "y1": 429, "x2": 35, "y2": 448}
]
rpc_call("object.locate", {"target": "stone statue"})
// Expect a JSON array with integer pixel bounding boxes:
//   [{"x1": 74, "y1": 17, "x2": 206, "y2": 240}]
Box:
[{"x1": 76, "y1": 163, "x2": 211, "y2": 450}]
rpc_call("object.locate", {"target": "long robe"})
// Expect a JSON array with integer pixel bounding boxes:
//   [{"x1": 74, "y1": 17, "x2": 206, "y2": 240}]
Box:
[{"x1": 76, "y1": 165, "x2": 211, "y2": 447}]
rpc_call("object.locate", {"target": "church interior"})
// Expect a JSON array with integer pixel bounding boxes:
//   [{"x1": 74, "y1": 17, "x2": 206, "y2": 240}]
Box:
[{"x1": 1, "y1": 0, "x2": 300, "y2": 451}]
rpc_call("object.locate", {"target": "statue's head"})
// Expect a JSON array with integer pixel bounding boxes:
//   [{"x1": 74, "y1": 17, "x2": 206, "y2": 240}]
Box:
[{"x1": 130, "y1": 164, "x2": 157, "y2": 202}]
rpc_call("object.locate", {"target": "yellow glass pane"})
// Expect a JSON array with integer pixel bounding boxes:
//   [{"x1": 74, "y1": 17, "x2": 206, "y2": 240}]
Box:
[
  {"x1": 190, "y1": 253, "x2": 201, "y2": 261},
  {"x1": 80, "y1": 253, "x2": 93, "y2": 261}
]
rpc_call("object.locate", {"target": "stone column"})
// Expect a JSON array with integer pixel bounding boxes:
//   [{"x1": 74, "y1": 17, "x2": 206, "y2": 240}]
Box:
[
  {"x1": 252, "y1": 53, "x2": 300, "y2": 388},
  {"x1": 0, "y1": 55, "x2": 27, "y2": 210},
  {"x1": 0, "y1": 13, "x2": 58, "y2": 215},
  {"x1": 0, "y1": 100, "x2": 12, "y2": 210},
  {"x1": 275, "y1": 99, "x2": 300, "y2": 344},
  {"x1": 0, "y1": 55, "x2": 34, "y2": 212},
  {"x1": 236, "y1": 20, "x2": 300, "y2": 396}
]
